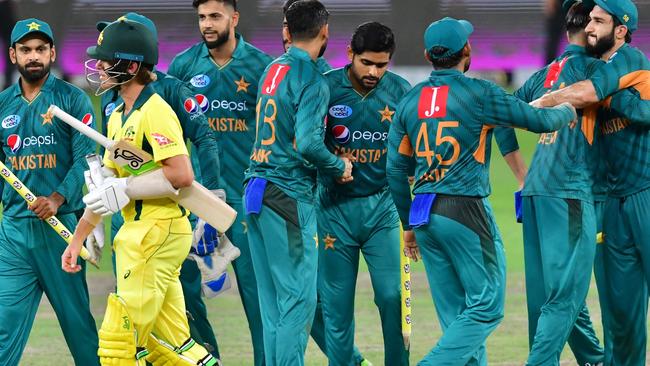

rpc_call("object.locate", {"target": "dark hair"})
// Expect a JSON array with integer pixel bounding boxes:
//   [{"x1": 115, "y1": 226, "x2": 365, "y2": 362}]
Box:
[
  {"x1": 133, "y1": 64, "x2": 155, "y2": 84},
  {"x1": 613, "y1": 17, "x2": 632, "y2": 43},
  {"x1": 285, "y1": 0, "x2": 329, "y2": 42},
  {"x1": 282, "y1": 0, "x2": 300, "y2": 15},
  {"x1": 427, "y1": 46, "x2": 464, "y2": 69},
  {"x1": 565, "y1": 2, "x2": 590, "y2": 36},
  {"x1": 350, "y1": 22, "x2": 395, "y2": 56},
  {"x1": 192, "y1": 0, "x2": 237, "y2": 11}
]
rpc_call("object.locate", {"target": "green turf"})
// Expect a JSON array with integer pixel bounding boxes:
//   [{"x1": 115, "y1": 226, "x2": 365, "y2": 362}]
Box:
[{"x1": 19, "y1": 131, "x2": 645, "y2": 365}]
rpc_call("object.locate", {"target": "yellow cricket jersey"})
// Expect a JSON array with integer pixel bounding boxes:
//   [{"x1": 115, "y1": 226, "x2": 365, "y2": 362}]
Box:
[{"x1": 104, "y1": 84, "x2": 189, "y2": 221}]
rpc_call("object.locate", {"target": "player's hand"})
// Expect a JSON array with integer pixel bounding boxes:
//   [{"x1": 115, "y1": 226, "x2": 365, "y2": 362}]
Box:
[
  {"x1": 192, "y1": 219, "x2": 219, "y2": 256},
  {"x1": 403, "y1": 230, "x2": 420, "y2": 262},
  {"x1": 29, "y1": 192, "x2": 64, "y2": 220},
  {"x1": 85, "y1": 223, "x2": 105, "y2": 263},
  {"x1": 529, "y1": 97, "x2": 545, "y2": 108},
  {"x1": 556, "y1": 101, "x2": 578, "y2": 122},
  {"x1": 336, "y1": 155, "x2": 355, "y2": 184},
  {"x1": 83, "y1": 177, "x2": 129, "y2": 216},
  {"x1": 61, "y1": 238, "x2": 84, "y2": 273}
]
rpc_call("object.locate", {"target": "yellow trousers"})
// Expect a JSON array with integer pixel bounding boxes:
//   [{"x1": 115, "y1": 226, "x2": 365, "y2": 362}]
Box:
[{"x1": 113, "y1": 217, "x2": 192, "y2": 348}]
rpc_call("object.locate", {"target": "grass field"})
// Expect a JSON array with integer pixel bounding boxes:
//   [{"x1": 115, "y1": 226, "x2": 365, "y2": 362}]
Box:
[{"x1": 19, "y1": 131, "x2": 625, "y2": 365}]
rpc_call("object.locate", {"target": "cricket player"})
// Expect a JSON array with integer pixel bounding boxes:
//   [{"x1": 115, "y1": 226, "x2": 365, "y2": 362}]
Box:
[
  {"x1": 168, "y1": 2, "x2": 273, "y2": 363},
  {"x1": 316, "y1": 22, "x2": 410, "y2": 366},
  {"x1": 386, "y1": 17, "x2": 577, "y2": 365},
  {"x1": 0, "y1": 18, "x2": 99, "y2": 366},
  {"x1": 61, "y1": 19, "x2": 218, "y2": 366},
  {"x1": 244, "y1": 1, "x2": 353, "y2": 364},
  {"x1": 282, "y1": 0, "x2": 331, "y2": 73},
  {"x1": 533, "y1": 0, "x2": 650, "y2": 364},
  {"x1": 514, "y1": 2, "x2": 606, "y2": 364},
  {"x1": 95, "y1": 12, "x2": 226, "y2": 360}
]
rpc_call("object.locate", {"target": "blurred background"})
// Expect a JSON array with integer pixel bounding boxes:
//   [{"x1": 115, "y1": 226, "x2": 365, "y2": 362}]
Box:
[{"x1": 1, "y1": 0, "x2": 649, "y2": 90}]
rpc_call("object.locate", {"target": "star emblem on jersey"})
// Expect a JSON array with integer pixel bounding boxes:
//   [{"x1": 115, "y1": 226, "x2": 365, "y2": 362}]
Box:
[
  {"x1": 27, "y1": 22, "x2": 41, "y2": 31},
  {"x1": 323, "y1": 234, "x2": 336, "y2": 250},
  {"x1": 379, "y1": 105, "x2": 395, "y2": 123},
  {"x1": 41, "y1": 110, "x2": 53, "y2": 125},
  {"x1": 234, "y1": 76, "x2": 250, "y2": 93}
]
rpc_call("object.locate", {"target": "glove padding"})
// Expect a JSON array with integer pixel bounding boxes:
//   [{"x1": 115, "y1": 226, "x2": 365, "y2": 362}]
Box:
[
  {"x1": 85, "y1": 223, "x2": 105, "y2": 262},
  {"x1": 514, "y1": 190, "x2": 523, "y2": 223},
  {"x1": 192, "y1": 219, "x2": 219, "y2": 256},
  {"x1": 188, "y1": 233, "x2": 241, "y2": 298},
  {"x1": 83, "y1": 177, "x2": 129, "y2": 216}
]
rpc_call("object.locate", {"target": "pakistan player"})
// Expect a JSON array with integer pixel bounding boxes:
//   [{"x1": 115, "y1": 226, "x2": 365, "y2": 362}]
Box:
[
  {"x1": 282, "y1": 0, "x2": 332, "y2": 73},
  {"x1": 61, "y1": 19, "x2": 217, "y2": 366},
  {"x1": 168, "y1": 2, "x2": 272, "y2": 363},
  {"x1": 244, "y1": 1, "x2": 353, "y2": 364},
  {"x1": 386, "y1": 17, "x2": 576, "y2": 365},
  {"x1": 95, "y1": 12, "x2": 224, "y2": 360},
  {"x1": 317, "y1": 22, "x2": 410, "y2": 366},
  {"x1": 514, "y1": 2, "x2": 605, "y2": 364},
  {"x1": 0, "y1": 18, "x2": 99, "y2": 366},
  {"x1": 533, "y1": 0, "x2": 650, "y2": 364}
]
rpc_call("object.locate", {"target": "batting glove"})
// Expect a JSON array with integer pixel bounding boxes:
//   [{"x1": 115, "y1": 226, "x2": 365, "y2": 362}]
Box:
[{"x1": 83, "y1": 177, "x2": 129, "y2": 216}]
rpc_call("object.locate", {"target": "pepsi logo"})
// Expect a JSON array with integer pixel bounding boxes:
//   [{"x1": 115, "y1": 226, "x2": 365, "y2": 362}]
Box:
[
  {"x1": 190, "y1": 74, "x2": 211, "y2": 88},
  {"x1": 184, "y1": 97, "x2": 199, "y2": 114},
  {"x1": 195, "y1": 94, "x2": 209, "y2": 113},
  {"x1": 184, "y1": 94, "x2": 209, "y2": 114},
  {"x1": 82, "y1": 113, "x2": 93, "y2": 126},
  {"x1": 329, "y1": 105, "x2": 353, "y2": 119},
  {"x1": 2, "y1": 115, "x2": 20, "y2": 129},
  {"x1": 7, "y1": 134, "x2": 21, "y2": 153},
  {"x1": 332, "y1": 125, "x2": 350, "y2": 144},
  {"x1": 104, "y1": 102, "x2": 116, "y2": 117}
]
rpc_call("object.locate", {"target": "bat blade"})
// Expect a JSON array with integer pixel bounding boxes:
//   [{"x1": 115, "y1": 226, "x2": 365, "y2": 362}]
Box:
[
  {"x1": 176, "y1": 182, "x2": 237, "y2": 233},
  {"x1": 109, "y1": 140, "x2": 158, "y2": 176}
]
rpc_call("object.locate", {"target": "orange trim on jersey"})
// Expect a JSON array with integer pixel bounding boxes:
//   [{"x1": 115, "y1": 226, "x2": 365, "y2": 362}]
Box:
[
  {"x1": 581, "y1": 106, "x2": 598, "y2": 145},
  {"x1": 473, "y1": 125, "x2": 494, "y2": 164},
  {"x1": 398, "y1": 135, "x2": 414, "y2": 156},
  {"x1": 619, "y1": 70, "x2": 650, "y2": 100}
]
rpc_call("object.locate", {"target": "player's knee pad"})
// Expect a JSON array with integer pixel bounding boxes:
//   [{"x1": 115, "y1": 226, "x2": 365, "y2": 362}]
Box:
[
  {"x1": 98, "y1": 293, "x2": 149, "y2": 366},
  {"x1": 146, "y1": 333, "x2": 220, "y2": 366}
]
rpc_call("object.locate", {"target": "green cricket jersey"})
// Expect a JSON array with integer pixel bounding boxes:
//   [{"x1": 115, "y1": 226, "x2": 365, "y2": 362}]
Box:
[
  {"x1": 316, "y1": 57, "x2": 332, "y2": 74},
  {"x1": 321, "y1": 66, "x2": 411, "y2": 197},
  {"x1": 100, "y1": 70, "x2": 220, "y2": 190},
  {"x1": 517, "y1": 45, "x2": 603, "y2": 202},
  {"x1": 246, "y1": 46, "x2": 345, "y2": 202},
  {"x1": 387, "y1": 69, "x2": 575, "y2": 228},
  {"x1": 168, "y1": 34, "x2": 273, "y2": 202},
  {"x1": 0, "y1": 73, "x2": 95, "y2": 217},
  {"x1": 589, "y1": 44, "x2": 650, "y2": 197}
]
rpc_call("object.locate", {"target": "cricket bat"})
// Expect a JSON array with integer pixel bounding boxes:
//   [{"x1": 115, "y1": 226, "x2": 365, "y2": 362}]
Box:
[
  {"x1": 400, "y1": 228, "x2": 412, "y2": 350},
  {"x1": 0, "y1": 160, "x2": 97, "y2": 267},
  {"x1": 48, "y1": 105, "x2": 237, "y2": 233}
]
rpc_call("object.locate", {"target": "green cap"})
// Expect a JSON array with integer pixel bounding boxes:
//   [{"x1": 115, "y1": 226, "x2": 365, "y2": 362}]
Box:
[
  {"x1": 96, "y1": 12, "x2": 158, "y2": 42},
  {"x1": 584, "y1": 0, "x2": 638, "y2": 33},
  {"x1": 562, "y1": 0, "x2": 580, "y2": 13},
  {"x1": 10, "y1": 18, "x2": 54, "y2": 46},
  {"x1": 424, "y1": 17, "x2": 473, "y2": 58},
  {"x1": 87, "y1": 19, "x2": 158, "y2": 65}
]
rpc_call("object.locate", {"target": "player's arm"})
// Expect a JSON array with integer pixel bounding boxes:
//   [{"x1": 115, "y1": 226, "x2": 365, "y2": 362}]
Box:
[
  {"x1": 494, "y1": 128, "x2": 527, "y2": 188},
  {"x1": 166, "y1": 55, "x2": 188, "y2": 81},
  {"x1": 172, "y1": 83, "x2": 220, "y2": 189},
  {"x1": 386, "y1": 103, "x2": 414, "y2": 231},
  {"x1": 294, "y1": 81, "x2": 348, "y2": 179},
  {"x1": 483, "y1": 83, "x2": 577, "y2": 132},
  {"x1": 62, "y1": 208, "x2": 101, "y2": 273},
  {"x1": 609, "y1": 88, "x2": 650, "y2": 127}
]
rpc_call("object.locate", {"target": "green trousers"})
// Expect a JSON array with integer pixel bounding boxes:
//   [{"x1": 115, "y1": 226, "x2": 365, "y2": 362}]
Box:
[
  {"x1": 601, "y1": 189, "x2": 650, "y2": 366},
  {"x1": 592, "y1": 200, "x2": 613, "y2": 366},
  {"x1": 245, "y1": 184, "x2": 318, "y2": 366},
  {"x1": 522, "y1": 196, "x2": 601, "y2": 366},
  {"x1": 317, "y1": 189, "x2": 409, "y2": 366},
  {"x1": 416, "y1": 196, "x2": 506, "y2": 366},
  {"x1": 111, "y1": 212, "x2": 223, "y2": 360},
  {"x1": 0, "y1": 214, "x2": 100, "y2": 366},
  {"x1": 310, "y1": 296, "x2": 365, "y2": 365}
]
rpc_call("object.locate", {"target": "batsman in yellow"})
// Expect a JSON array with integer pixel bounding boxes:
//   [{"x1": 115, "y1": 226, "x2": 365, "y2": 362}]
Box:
[{"x1": 60, "y1": 19, "x2": 219, "y2": 366}]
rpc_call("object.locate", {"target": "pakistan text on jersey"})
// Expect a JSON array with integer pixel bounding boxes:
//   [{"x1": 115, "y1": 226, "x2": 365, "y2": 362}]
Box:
[
  {"x1": 420, "y1": 168, "x2": 448, "y2": 182},
  {"x1": 538, "y1": 131, "x2": 558, "y2": 145},
  {"x1": 600, "y1": 117, "x2": 630, "y2": 135},
  {"x1": 250, "y1": 148, "x2": 271, "y2": 163},
  {"x1": 8, "y1": 154, "x2": 57, "y2": 170},
  {"x1": 208, "y1": 118, "x2": 249, "y2": 132},
  {"x1": 334, "y1": 147, "x2": 387, "y2": 163}
]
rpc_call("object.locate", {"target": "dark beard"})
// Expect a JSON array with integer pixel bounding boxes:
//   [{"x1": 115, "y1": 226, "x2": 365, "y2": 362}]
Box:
[
  {"x1": 202, "y1": 28, "x2": 230, "y2": 49},
  {"x1": 18, "y1": 61, "x2": 50, "y2": 83},
  {"x1": 318, "y1": 40, "x2": 327, "y2": 58},
  {"x1": 464, "y1": 57, "x2": 471, "y2": 72},
  {"x1": 586, "y1": 29, "x2": 615, "y2": 58}
]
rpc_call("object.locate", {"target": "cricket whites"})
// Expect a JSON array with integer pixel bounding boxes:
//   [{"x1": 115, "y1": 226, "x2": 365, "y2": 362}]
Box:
[{"x1": 0, "y1": 160, "x2": 97, "y2": 266}]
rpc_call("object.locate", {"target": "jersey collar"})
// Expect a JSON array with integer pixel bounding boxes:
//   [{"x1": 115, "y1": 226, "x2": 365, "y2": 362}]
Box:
[
  {"x1": 429, "y1": 68, "x2": 463, "y2": 78},
  {"x1": 563, "y1": 44, "x2": 587, "y2": 55},
  {"x1": 287, "y1": 46, "x2": 314, "y2": 64},
  {"x1": 116, "y1": 83, "x2": 155, "y2": 116},
  {"x1": 201, "y1": 33, "x2": 247, "y2": 60}
]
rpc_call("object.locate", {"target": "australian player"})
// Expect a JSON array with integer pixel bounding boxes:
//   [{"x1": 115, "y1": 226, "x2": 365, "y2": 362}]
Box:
[
  {"x1": 386, "y1": 17, "x2": 577, "y2": 365},
  {"x1": 95, "y1": 12, "x2": 225, "y2": 360},
  {"x1": 244, "y1": 1, "x2": 353, "y2": 364},
  {"x1": 61, "y1": 19, "x2": 217, "y2": 366},
  {"x1": 0, "y1": 18, "x2": 99, "y2": 366},
  {"x1": 168, "y1": 2, "x2": 273, "y2": 363}
]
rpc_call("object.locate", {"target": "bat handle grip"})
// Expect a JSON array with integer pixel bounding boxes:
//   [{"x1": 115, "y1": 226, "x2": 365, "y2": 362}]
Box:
[{"x1": 86, "y1": 154, "x2": 105, "y2": 186}]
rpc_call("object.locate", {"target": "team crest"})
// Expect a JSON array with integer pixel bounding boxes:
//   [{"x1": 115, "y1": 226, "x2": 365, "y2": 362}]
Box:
[{"x1": 150, "y1": 133, "x2": 175, "y2": 147}]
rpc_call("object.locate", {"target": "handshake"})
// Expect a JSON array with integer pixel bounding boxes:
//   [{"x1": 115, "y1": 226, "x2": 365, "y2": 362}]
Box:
[{"x1": 336, "y1": 154, "x2": 356, "y2": 184}]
